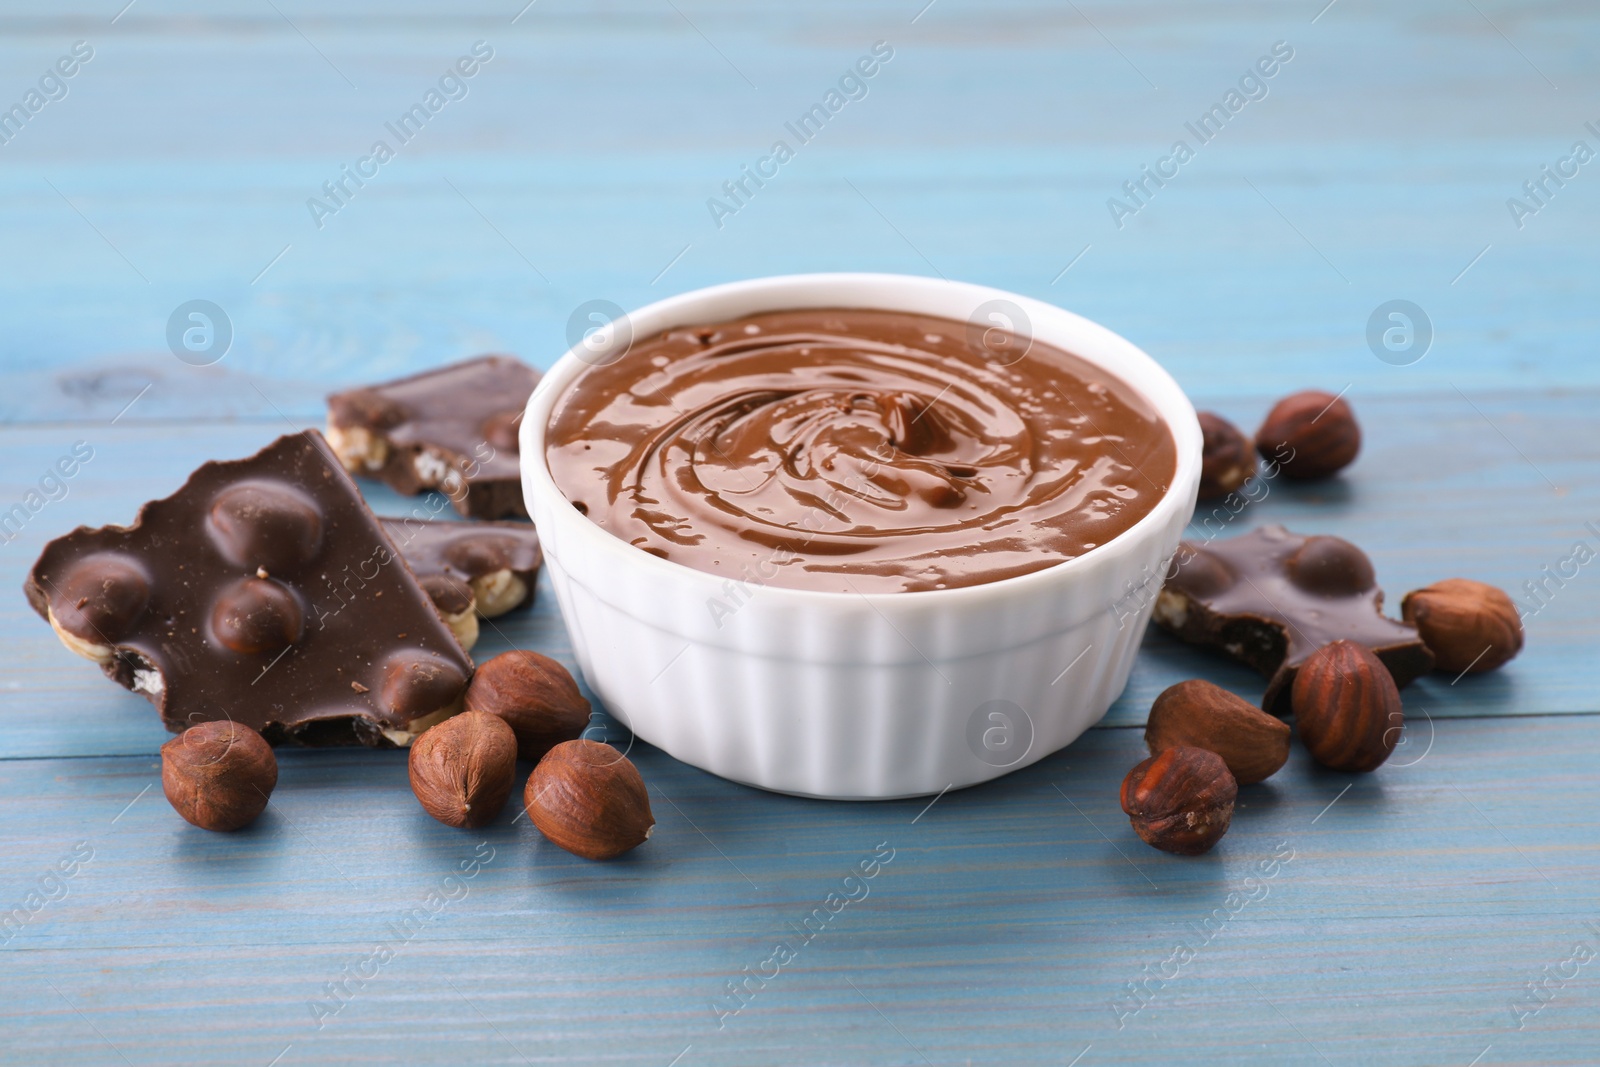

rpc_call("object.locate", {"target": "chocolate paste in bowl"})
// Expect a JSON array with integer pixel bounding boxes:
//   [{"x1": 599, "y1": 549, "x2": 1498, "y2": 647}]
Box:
[{"x1": 545, "y1": 308, "x2": 1176, "y2": 594}]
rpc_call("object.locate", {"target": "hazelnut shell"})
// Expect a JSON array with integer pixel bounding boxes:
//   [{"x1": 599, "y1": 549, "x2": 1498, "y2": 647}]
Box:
[
  {"x1": 409, "y1": 711, "x2": 518, "y2": 829},
  {"x1": 1291, "y1": 639, "x2": 1403, "y2": 772},
  {"x1": 160, "y1": 720, "x2": 278, "y2": 831},
  {"x1": 465, "y1": 650, "x2": 591, "y2": 762},
  {"x1": 1196, "y1": 412, "x2": 1256, "y2": 500},
  {"x1": 1120, "y1": 746, "x2": 1237, "y2": 855},
  {"x1": 525, "y1": 739, "x2": 654, "y2": 860},
  {"x1": 1401, "y1": 578, "x2": 1523, "y2": 674},
  {"x1": 1255, "y1": 390, "x2": 1361, "y2": 479},
  {"x1": 1146, "y1": 679, "x2": 1291, "y2": 784}
]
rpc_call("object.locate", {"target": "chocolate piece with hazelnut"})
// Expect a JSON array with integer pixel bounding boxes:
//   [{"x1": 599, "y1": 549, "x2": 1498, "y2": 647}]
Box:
[
  {"x1": 24, "y1": 432, "x2": 473, "y2": 747},
  {"x1": 1155, "y1": 525, "x2": 1434, "y2": 715},
  {"x1": 381, "y1": 516, "x2": 543, "y2": 653},
  {"x1": 327, "y1": 356, "x2": 541, "y2": 519}
]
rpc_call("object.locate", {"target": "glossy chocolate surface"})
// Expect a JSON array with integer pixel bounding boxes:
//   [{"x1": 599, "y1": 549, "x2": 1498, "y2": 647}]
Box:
[
  {"x1": 24, "y1": 432, "x2": 473, "y2": 746},
  {"x1": 1155, "y1": 524, "x2": 1434, "y2": 714},
  {"x1": 545, "y1": 308, "x2": 1177, "y2": 593},
  {"x1": 328, "y1": 355, "x2": 540, "y2": 519}
]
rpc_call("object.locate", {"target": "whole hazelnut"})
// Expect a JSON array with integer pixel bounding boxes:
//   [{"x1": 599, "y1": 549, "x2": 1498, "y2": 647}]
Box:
[
  {"x1": 1401, "y1": 578, "x2": 1523, "y2": 674},
  {"x1": 464, "y1": 650, "x2": 590, "y2": 762},
  {"x1": 1291, "y1": 640, "x2": 1403, "y2": 772},
  {"x1": 1120, "y1": 746, "x2": 1237, "y2": 855},
  {"x1": 525, "y1": 739, "x2": 654, "y2": 860},
  {"x1": 1255, "y1": 390, "x2": 1361, "y2": 479},
  {"x1": 408, "y1": 711, "x2": 518, "y2": 829},
  {"x1": 1146, "y1": 679, "x2": 1290, "y2": 785},
  {"x1": 161, "y1": 720, "x2": 278, "y2": 831},
  {"x1": 1196, "y1": 412, "x2": 1256, "y2": 500}
]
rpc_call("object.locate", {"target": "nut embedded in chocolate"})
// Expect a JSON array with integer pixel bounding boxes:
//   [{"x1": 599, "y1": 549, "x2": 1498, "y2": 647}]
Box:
[
  {"x1": 210, "y1": 576, "x2": 305, "y2": 655},
  {"x1": 380, "y1": 516, "x2": 542, "y2": 651},
  {"x1": 417, "y1": 572, "x2": 480, "y2": 650},
  {"x1": 379, "y1": 648, "x2": 471, "y2": 724},
  {"x1": 161, "y1": 720, "x2": 278, "y2": 831},
  {"x1": 47, "y1": 552, "x2": 151, "y2": 661},
  {"x1": 1196, "y1": 412, "x2": 1255, "y2": 500},
  {"x1": 206, "y1": 481, "x2": 324, "y2": 574},
  {"x1": 1153, "y1": 525, "x2": 1433, "y2": 715},
  {"x1": 1255, "y1": 389, "x2": 1361, "y2": 479},
  {"x1": 1401, "y1": 578, "x2": 1524, "y2": 675},
  {"x1": 24, "y1": 431, "x2": 474, "y2": 746},
  {"x1": 1284, "y1": 533, "x2": 1373, "y2": 597}
]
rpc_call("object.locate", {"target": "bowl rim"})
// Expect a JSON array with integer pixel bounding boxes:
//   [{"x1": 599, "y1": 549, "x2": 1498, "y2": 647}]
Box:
[{"x1": 520, "y1": 272, "x2": 1201, "y2": 608}]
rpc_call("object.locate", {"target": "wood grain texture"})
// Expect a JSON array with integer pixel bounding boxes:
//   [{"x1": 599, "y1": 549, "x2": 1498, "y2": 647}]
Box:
[
  {"x1": 4, "y1": 719, "x2": 1598, "y2": 1066},
  {"x1": 0, "y1": 0, "x2": 1596, "y2": 1063},
  {"x1": 0, "y1": 1, "x2": 1595, "y2": 402}
]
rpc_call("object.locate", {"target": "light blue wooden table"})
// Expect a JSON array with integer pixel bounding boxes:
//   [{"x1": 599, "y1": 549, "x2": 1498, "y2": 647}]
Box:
[{"x1": 2, "y1": 2, "x2": 1596, "y2": 1064}]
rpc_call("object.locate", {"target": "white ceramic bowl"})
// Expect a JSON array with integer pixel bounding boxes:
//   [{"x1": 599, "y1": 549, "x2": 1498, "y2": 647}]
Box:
[{"x1": 520, "y1": 274, "x2": 1200, "y2": 799}]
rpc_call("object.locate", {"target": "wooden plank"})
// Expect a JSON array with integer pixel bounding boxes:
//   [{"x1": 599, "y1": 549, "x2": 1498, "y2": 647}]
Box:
[
  {"x1": 0, "y1": 1, "x2": 1593, "y2": 413},
  {"x1": 1, "y1": 715, "x2": 1594, "y2": 1066}
]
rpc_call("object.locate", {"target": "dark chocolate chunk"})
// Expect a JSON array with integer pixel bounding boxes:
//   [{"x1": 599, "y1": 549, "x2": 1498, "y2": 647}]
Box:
[
  {"x1": 53, "y1": 553, "x2": 151, "y2": 645},
  {"x1": 418, "y1": 573, "x2": 476, "y2": 618},
  {"x1": 326, "y1": 356, "x2": 540, "y2": 519},
  {"x1": 379, "y1": 517, "x2": 541, "y2": 651},
  {"x1": 210, "y1": 577, "x2": 305, "y2": 655},
  {"x1": 24, "y1": 432, "x2": 473, "y2": 746},
  {"x1": 1154, "y1": 524, "x2": 1434, "y2": 715}
]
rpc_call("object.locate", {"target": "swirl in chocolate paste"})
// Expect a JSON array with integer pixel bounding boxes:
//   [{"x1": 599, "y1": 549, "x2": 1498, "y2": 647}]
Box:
[{"x1": 545, "y1": 309, "x2": 1176, "y2": 593}]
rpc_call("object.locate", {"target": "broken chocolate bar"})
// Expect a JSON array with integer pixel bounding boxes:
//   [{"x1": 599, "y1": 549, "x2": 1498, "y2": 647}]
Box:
[
  {"x1": 1154, "y1": 524, "x2": 1434, "y2": 715},
  {"x1": 326, "y1": 355, "x2": 540, "y2": 519},
  {"x1": 381, "y1": 516, "x2": 541, "y2": 651},
  {"x1": 24, "y1": 431, "x2": 473, "y2": 746}
]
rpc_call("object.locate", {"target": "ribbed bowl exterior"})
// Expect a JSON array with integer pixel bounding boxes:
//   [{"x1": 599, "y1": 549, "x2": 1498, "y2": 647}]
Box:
[{"x1": 522, "y1": 274, "x2": 1201, "y2": 799}]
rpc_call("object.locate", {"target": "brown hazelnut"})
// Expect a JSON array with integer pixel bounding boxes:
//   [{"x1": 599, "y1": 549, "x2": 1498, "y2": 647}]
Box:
[
  {"x1": 1401, "y1": 578, "x2": 1523, "y2": 674},
  {"x1": 525, "y1": 739, "x2": 654, "y2": 860},
  {"x1": 1146, "y1": 679, "x2": 1290, "y2": 784},
  {"x1": 408, "y1": 711, "x2": 518, "y2": 828},
  {"x1": 1120, "y1": 746, "x2": 1236, "y2": 855},
  {"x1": 1291, "y1": 640, "x2": 1402, "y2": 772},
  {"x1": 160, "y1": 720, "x2": 278, "y2": 831},
  {"x1": 1255, "y1": 389, "x2": 1360, "y2": 479},
  {"x1": 1196, "y1": 412, "x2": 1256, "y2": 500},
  {"x1": 464, "y1": 650, "x2": 591, "y2": 762}
]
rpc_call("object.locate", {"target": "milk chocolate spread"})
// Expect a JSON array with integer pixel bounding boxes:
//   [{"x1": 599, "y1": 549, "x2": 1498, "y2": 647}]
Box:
[{"x1": 545, "y1": 308, "x2": 1176, "y2": 593}]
